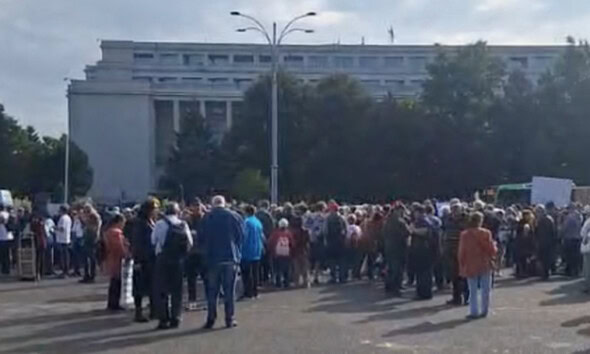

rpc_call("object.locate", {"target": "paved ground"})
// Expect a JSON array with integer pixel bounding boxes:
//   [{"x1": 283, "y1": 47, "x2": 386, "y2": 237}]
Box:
[{"x1": 1, "y1": 272, "x2": 590, "y2": 354}]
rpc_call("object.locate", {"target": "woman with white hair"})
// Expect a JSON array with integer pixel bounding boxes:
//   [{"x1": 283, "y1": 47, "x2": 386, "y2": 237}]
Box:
[{"x1": 269, "y1": 218, "x2": 294, "y2": 288}]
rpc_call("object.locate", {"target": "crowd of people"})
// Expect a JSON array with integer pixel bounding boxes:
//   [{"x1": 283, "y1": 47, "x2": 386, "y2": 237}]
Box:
[{"x1": 1, "y1": 195, "x2": 590, "y2": 327}]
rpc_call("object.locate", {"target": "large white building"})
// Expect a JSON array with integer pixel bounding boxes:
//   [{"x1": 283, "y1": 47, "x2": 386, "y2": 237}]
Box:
[{"x1": 68, "y1": 40, "x2": 564, "y2": 203}]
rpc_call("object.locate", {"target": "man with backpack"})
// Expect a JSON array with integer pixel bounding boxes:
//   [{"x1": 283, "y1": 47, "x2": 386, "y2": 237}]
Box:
[
  {"x1": 151, "y1": 202, "x2": 192, "y2": 330},
  {"x1": 324, "y1": 202, "x2": 347, "y2": 284}
]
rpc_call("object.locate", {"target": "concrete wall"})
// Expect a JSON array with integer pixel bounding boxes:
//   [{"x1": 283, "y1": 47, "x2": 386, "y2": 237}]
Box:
[{"x1": 69, "y1": 92, "x2": 153, "y2": 203}]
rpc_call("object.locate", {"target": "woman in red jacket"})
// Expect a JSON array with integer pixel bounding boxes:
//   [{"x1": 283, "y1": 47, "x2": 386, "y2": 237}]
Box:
[
  {"x1": 458, "y1": 211, "x2": 497, "y2": 319},
  {"x1": 103, "y1": 214, "x2": 129, "y2": 311}
]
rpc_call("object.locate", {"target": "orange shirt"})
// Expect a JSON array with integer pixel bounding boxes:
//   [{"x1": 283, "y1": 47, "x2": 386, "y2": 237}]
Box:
[
  {"x1": 103, "y1": 227, "x2": 129, "y2": 278},
  {"x1": 458, "y1": 227, "x2": 497, "y2": 278}
]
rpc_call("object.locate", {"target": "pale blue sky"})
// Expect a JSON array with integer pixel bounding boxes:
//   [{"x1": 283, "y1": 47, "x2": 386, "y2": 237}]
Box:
[{"x1": 0, "y1": 0, "x2": 588, "y2": 136}]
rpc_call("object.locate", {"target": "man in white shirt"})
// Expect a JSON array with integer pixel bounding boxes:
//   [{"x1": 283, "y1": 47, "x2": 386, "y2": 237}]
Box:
[
  {"x1": 55, "y1": 205, "x2": 72, "y2": 278},
  {"x1": 0, "y1": 205, "x2": 14, "y2": 275}
]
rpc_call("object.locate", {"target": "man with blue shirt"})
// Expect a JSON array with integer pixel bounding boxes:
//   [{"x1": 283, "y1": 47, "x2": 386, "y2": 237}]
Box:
[
  {"x1": 410, "y1": 204, "x2": 435, "y2": 300},
  {"x1": 240, "y1": 205, "x2": 265, "y2": 300},
  {"x1": 201, "y1": 195, "x2": 245, "y2": 329}
]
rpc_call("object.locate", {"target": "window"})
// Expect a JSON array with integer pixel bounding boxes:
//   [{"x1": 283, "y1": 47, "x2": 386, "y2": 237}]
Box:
[
  {"x1": 158, "y1": 77, "x2": 177, "y2": 83},
  {"x1": 259, "y1": 55, "x2": 272, "y2": 64},
  {"x1": 154, "y1": 100, "x2": 174, "y2": 166},
  {"x1": 208, "y1": 54, "x2": 230, "y2": 65},
  {"x1": 533, "y1": 56, "x2": 554, "y2": 69},
  {"x1": 308, "y1": 56, "x2": 329, "y2": 68},
  {"x1": 234, "y1": 78, "x2": 253, "y2": 89},
  {"x1": 509, "y1": 56, "x2": 529, "y2": 69},
  {"x1": 385, "y1": 79, "x2": 404, "y2": 88},
  {"x1": 179, "y1": 101, "x2": 201, "y2": 122},
  {"x1": 409, "y1": 79, "x2": 425, "y2": 87},
  {"x1": 183, "y1": 54, "x2": 204, "y2": 66},
  {"x1": 160, "y1": 53, "x2": 179, "y2": 65},
  {"x1": 181, "y1": 77, "x2": 202, "y2": 82},
  {"x1": 132, "y1": 76, "x2": 152, "y2": 82},
  {"x1": 334, "y1": 56, "x2": 354, "y2": 68},
  {"x1": 234, "y1": 54, "x2": 254, "y2": 65},
  {"x1": 284, "y1": 55, "x2": 304, "y2": 67},
  {"x1": 134, "y1": 53, "x2": 154, "y2": 63},
  {"x1": 205, "y1": 101, "x2": 228, "y2": 144},
  {"x1": 209, "y1": 78, "x2": 229, "y2": 84},
  {"x1": 359, "y1": 56, "x2": 379, "y2": 69},
  {"x1": 408, "y1": 56, "x2": 427, "y2": 70},
  {"x1": 384, "y1": 56, "x2": 404, "y2": 68},
  {"x1": 134, "y1": 53, "x2": 154, "y2": 59}
]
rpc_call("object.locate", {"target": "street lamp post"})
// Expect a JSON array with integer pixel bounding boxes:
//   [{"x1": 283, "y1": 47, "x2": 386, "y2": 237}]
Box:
[{"x1": 232, "y1": 11, "x2": 316, "y2": 205}]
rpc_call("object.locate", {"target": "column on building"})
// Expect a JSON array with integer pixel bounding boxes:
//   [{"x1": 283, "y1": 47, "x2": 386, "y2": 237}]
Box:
[{"x1": 226, "y1": 100, "x2": 232, "y2": 130}]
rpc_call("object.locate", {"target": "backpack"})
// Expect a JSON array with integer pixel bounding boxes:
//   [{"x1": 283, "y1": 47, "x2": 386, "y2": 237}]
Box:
[
  {"x1": 161, "y1": 218, "x2": 190, "y2": 261},
  {"x1": 275, "y1": 234, "x2": 290, "y2": 257}
]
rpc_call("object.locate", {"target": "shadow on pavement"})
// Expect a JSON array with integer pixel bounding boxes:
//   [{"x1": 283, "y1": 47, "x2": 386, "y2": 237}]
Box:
[
  {"x1": 354, "y1": 303, "x2": 450, "y2": 324},
  {"x1": 305, "y1": 281, "x2": 406, "y2": 314},
  {"x1": 494, "y1": 275, "x2": 568, "y2": 289},
  {"x1": 562, "y1": 316, "x2": 590, "y2": 337},
  {"x1": 382, "y1": 318, "x2": 470, "y2": 337},
  {"x1": 1, "y1": 314, "x2": 131, "y2": 345},
  {"x1": 539, "y1": 279, "x2": 589, "y2": 306},
  {"x1": 0, "y1": 324, "x2": 217, "y2": 354},
  {"x1": 0, "y1": 308, "x2": 109, "y2": 328},
  {"x1": 46, "y1": 293, "x2": 106, "y2": 304}
]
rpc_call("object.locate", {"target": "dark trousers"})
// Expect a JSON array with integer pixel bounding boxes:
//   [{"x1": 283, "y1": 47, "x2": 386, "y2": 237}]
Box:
[
  {"x1": 274, "y1": 257, "x2": 291, "y2": 288},
  {"x1": 107, "y1": 277, "x2": 121, "y2": 309},
  {"x1": 56, "y1": 243, "x2": 70, "y2": 275},
  {"x1": 35, "y1": 246, "x2": 45, "y2": 278},
  {"x1": 416, "y1": 266, "x2": 433, "y2": 299},
  {"x1": 186, "y1": 254, "x2": 207, "y2": 302},
  {"x1": 433, "y1": 258, "x2": 445, "y2": 289},
  {"x1": 385, "y1": 255, "x2": 405, "y2": 293},
  {"x1": 451, "y1": 275, "x2": 469, "y2": 303},
  {"x1": 206, "y1": 263, "x2": 237, "y2": 324},
  {"x1": 538, "y1": 247, "x2": 554, "y2": 280},
  {"x1": 133, "y1": 261, "x2": 155, "y2": 316},
  {"x1": 71, "y1": 238, "x2": 84, "y2": 275},
  {"x1": 241, "y1": 260, "x2": 260, "y2": 298},
  {"x1": 260, "y1": 252, "x2": 273, "y2": 284},
  {"x1": 154, "y1": 258, "x2": 184, "y2": 323},
  {"x1": 0, "y1": 241, "x2": 11, "y2": 275},
  {"x1": 83, "y1": 244, "x2": 97, "y2": 280},
  {"x1": 564, "y1": 239, "x2": 582, "y2": 277}
]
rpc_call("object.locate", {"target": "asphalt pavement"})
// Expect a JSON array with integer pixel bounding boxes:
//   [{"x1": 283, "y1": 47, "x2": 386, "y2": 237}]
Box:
[{"x1": 1, "y1": 272, "x2": 590, "y2": 354}]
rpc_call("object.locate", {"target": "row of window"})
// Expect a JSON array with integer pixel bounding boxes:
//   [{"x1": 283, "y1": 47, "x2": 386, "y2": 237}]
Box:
[
  {"x1": 133, "y1": 75, "x2": 425, "y2": 88},
  {"x1": 133, "y1": 51, "x2": 555, "y2": 70}
]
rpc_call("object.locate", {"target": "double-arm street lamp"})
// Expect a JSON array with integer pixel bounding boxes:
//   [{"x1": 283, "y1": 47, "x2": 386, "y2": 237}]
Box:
[{"x1": 231, "y1": 11, "x2": 316, "y2": 204}]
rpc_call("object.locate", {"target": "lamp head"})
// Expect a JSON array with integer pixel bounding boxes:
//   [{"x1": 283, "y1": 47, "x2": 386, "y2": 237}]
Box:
[
  {"x1": 306, "y1": 12, "x2": 317, "y2": 16},
  {"x1": 230, "y1": 11, "x2": 241, "y2": 16}
]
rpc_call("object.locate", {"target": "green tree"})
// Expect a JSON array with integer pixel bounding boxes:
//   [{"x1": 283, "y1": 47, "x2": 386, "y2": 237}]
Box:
[
  {"x1": 232, "y1": 169, "x2": 269, "y2": 202},
  {"x1": 160, "y1": 111, "x2": 224, "y2": 201}
]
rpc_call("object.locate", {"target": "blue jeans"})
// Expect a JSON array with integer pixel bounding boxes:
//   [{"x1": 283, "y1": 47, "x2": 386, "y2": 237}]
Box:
[
  {"x1": 467, "y1": 271, "x2": 492, "y2": 316},
  {"x1": 206, "y1": 263, "x2": 237, "y2": 324}
]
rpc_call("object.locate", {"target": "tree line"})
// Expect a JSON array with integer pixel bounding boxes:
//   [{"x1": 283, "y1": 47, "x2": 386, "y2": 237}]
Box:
[
  {"x1": 0, "y1": 104, "x2": 92, "y2": 201},
  {"x1": 163, "y1": 38, "x2": 590, "y2": 203}
]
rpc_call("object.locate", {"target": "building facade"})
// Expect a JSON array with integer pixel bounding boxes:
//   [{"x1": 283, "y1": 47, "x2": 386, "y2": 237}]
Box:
[{"x1": 68, "y1": 40, "x2": 563, "y2": 203}]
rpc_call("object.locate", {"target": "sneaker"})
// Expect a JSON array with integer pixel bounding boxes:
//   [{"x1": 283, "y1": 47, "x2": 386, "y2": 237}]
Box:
[
  {"x1": 226, "y1": 320, "x2": 238, "y2": 328},
  {"x1": 169, "y1": 319, "x2": 180, "y2": 329},
  {"x1": 465, "y1": 314, "x2": 479, "y2": 320},
  {"x1": 185, "y1": 302, "x2": 198, "y2": 311},
  {"x1": 203, "y1": 321, "x2": 215, "y2": 330},
  {"x1": 156, "y1": 321, "x2": 170, "y2": 330}
]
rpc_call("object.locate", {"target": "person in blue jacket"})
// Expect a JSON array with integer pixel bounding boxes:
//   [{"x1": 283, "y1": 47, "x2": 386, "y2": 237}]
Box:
[
  {"x1": 201, "y1": 195, "x2": 244, "y2": 329},
  {"x1": 240, "y1": 205, "x2": 265, "y2": 300}
]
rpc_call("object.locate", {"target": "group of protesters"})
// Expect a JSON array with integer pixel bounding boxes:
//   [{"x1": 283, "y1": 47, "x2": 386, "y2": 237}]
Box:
[{"x1": 2, "y1": 195, "x2": 590, "y2": 326}]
